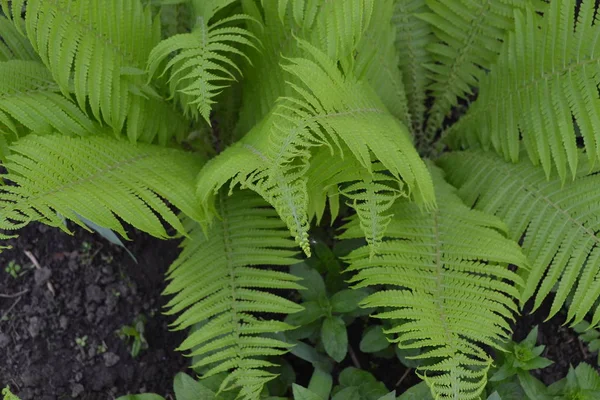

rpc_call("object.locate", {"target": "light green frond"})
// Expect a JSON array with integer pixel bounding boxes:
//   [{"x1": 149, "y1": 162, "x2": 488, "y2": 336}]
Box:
[
  {"x1": 164, "y1": 190, "x2": 302, "y2": 399},
  {"x1": 392, "y1": 0, "x2": 433, "y2": 137},
  {"x1": 0, "y1": 134, "x2": 204, "y2": 245},
  {"x1": 3, "y1": 0, "x2": 187, "y2": 144},
  {"x1": 0, "y1": 16, "x2": 37, "y2": 61},
  {"x1": 440, "y1": 149, "x2": 600, "y2": 327},
  {"x1": 147, "y1": 3, "x2": 256, "y2": 123},
  {"x1": 197, "y1": 41, "x2": 434, "y2": 255},
  {"x1": 445, "y1": 0, "x2": 598, "y2": 182},
  {"x1": 306, "y1": 146, "x2": 404, "y2": 256},
  {"x1": 421, "y1": 0, "x2": 539, "y2": 139},
  {"x1": 340, "y1": 163, "x2": 526, "y2": 400},
  {"x1": 0, "y1": 60, "x2": 99, "y2": 137}
]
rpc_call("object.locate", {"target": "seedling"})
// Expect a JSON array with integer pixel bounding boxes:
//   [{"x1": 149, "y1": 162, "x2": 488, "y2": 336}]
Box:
[
  {"x1": 4, "y1": 261, "x2": 22, "y2": 279},
  {"x1": 75, "y1": 335, "x2": 88, "y2": 348},
  {"x1": 117, "y1": 315, "x2": 148, "y2": 358},
  {"x1": 97, "y1": 341, "x2": 107, "y2": 354}
]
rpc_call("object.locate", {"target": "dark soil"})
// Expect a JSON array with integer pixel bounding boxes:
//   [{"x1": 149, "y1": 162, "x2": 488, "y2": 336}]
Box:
[{"x1": 0, "y1": 223, "x2": 187, "y2": 399}]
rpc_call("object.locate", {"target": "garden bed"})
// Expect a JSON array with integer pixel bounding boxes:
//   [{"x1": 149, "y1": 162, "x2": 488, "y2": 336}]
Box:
[{"x1": 1, "y1": 224, "x2": 598, "y2": 399}]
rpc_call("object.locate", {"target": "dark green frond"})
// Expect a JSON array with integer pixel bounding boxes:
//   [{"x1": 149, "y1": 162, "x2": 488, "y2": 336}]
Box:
[
  {"x1": 0, "y1": 60, "x2": 99, "y2": 137},
  {"x1": 440, "y1": 149, "x2": 600, "y2": 326},
  {"x1": 445, "y1": 0, "x2": 598, "y2": 181},
  {"x1": 354, "y1": 0, "x2": 410, "y2": 126},
  {"x1": 421, "y1": 0, "x2": 538, "y2": 139},
  {"x1": 0, "y1": 135, "x2": 204, "y2": 244},
  {"x1": 3, "y1": 0, "x2": 187, "y2": 144},
  {"x1": 340, "y1": 163, "x2": 526, "y2": 400},
  {"x1": 392, "y1": 0, "x2": 433, "y2": 137},
  {"x1": 164, "y1": 190, "x2": 302, "y2": 399}
]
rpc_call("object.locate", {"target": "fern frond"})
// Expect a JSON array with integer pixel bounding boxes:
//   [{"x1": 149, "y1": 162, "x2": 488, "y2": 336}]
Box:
[
  {"x1": 0, "y1": 60, "x2": 99, "y2": 138},
  {"x1": 392, "y1": 0, "x2": 433, "y2": 137},
  {"x1": 147, "y1": 1, "x2": 256, "y2": 123},
  {"x1": 440, "y1": 149, "x2": 600, "y2": 327},
  {"x1": 0, "y1": 134, "x2": 204, "y2": 244},
  {"x1": 197, "y1": 41, "x2": 435, "y2": 255},
  {"x1": 446, "y1": 0, "x2": 599, "y2": 181},
  {"x1": 340, "y1": 163, "x2": 526, "y2": 400},
  {"x1": 354, "y1": 0, "x2": 411, "y2": 126},
  {"x1": 164, "y1": 190, "x2": 302, "y2": 399},
  {"x1": 3, "y1": 0, "x2": 187, "y2": 144},
  {"x1": 421, "y1": 0, "x2": 538, "y2": 139},
  {"x1": 0, "y1": 16, "x2": 37, "y2": 61}
]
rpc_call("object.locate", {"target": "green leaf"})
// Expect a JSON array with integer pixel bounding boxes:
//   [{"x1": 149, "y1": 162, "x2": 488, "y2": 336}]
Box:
[
  {"x1": 522, "y1": 326, "x2": 539, "y2": 348},
  {"x1": 308, "y1": 368, "x2": 333, "y2": 400},
  {"x1": 359, "y1": 326, "x2": 389, "y2": 353},
  {"x1": 376, "y1": 392, "x2": 396, "y2": 400},
  {"x1": 321, "y1": 316, "x2": 348, "y2": 362},
  {"x1": 332, "y1": 388, "x2": 361, "y2": 400},
  {"x1": 487, "y1": 392, "x2": 502, "y2": 400},
  {"x1": 517, "y1": 372, "x2": 552, "y2": 400},
  {"x1": 173, "y1": 372, "x2": 215, "y2": 400},
  {"x1": 330, "y1": 289, "x2": 369, "y2": 314},
  {"x1": 286, "y1": 301, "x2": 326, "y2": 326},
  {"x1": 291, "y1": 263, "x2": 327, "y2": 302},
  {"x1": 293, "y1": 384, "x2": 325, "y2": 400},
  {"x1": 397, "y1": 382, "x2": 434, "y2": 400}
]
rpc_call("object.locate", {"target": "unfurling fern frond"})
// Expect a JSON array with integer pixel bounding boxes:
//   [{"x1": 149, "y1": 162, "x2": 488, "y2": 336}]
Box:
[
  {"x1": 197, "y1": 41, "x2": 434, "y2": 255},
  {"x1": 392, "y1": 0, "x2": 433, "y2": 137},
  {"x1": 340, "y1": 164, "x2": 526, "y2": 400},
  {"x1": 446, "y1": 0, "x2": 598, "y2": 182},
  {"x1": 164, "y1": 190, "x2": 302, "y2": 399},
  {"x1": 0, "y1": 60, "x2": 98, "y2": 138},
  {"x1": 147, "y1": 0, "x2": 256, "y2": 123},
  {"x1": 421, "y1": 0, "x2": 539, "y2": 139},
  {"x1": 440, "y1": 150, "x2": 600, "y2": 327},
  {"x1": 0, "y1": 135, "x2": 204, "y2": 245},
  {"x1": 2, "y1": 0, "x2": 187, "y2": 144}
]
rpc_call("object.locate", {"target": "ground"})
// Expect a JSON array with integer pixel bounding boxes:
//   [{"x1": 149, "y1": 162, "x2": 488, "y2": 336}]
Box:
[
  {"x1": 0, "y1": 223, "x2": 597, "y2": 399},
  {"x1": 0, "y1": 223, "x2": 186, "y2": 399}
]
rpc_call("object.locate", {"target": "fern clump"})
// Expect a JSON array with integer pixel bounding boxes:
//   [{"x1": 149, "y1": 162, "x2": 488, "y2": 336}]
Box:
[{"x1": 4, "y1": 0, "x2": 600, "y2": 399}]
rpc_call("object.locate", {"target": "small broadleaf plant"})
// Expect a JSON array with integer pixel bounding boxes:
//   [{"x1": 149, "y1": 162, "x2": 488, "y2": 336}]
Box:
[{"x1": 2, "y1": 0, "x2": 600, "y2": 398}]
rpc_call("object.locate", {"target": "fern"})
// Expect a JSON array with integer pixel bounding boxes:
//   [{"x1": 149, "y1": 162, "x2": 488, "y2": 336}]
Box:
[
  {"x1": 420, "y1": 0, "x2": 539, "y2": 140},
  {"x1": 0, "y1": 134, "x2": 204, "y2": 244},
  {"x1": 440, "y1": 149, "x2": 600, "y2": 327},
  {"x1": 197, "y1": 41, "x2": 434, "y2": 255},
  {"x1": 163, "y1": 190, "x2": 303, "y2": 399},
  {"x1": 340, "y1": 164, "x2": 526, "y2": 399},
  {"x1": 0, "y1": 60, "x2": 99, "y2": 139},
  {"x1": 0, "y1": 16, "x2": 37, "y2": 62},
  {"x1": 147, "y1": 0, "x2": 256, "y2": 123},
  {"x1": 392, "y1": 0, "x2": 432, "y2": 137},
  {"x1": 445, "y1": 0, "x2": 599, "y2": 182},
  {"x1": 2, "y1": 0, "x2": 187, "y2": 144}
]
